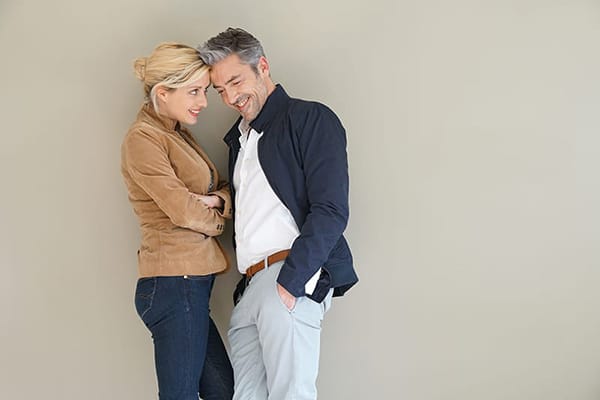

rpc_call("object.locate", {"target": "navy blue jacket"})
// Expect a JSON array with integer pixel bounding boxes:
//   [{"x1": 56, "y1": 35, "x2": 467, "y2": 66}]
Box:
[{"x1": 224, "y1": 85, "x2": 358, "y2": 299}]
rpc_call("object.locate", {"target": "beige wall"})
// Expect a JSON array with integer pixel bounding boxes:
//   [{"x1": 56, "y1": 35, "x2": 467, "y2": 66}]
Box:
[{"x1": 1, "y1": 0, "x2": 600, "y2": 399}]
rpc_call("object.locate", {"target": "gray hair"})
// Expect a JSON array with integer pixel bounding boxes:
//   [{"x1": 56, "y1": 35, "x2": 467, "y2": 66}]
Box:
[{"x1": 197, "y1": 28, "x2": 266, "y2": 73}]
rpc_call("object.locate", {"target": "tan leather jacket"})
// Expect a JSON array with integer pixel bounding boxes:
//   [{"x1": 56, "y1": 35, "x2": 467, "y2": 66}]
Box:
[{"x1": 121, "y1": 104, "x2": 232, "y2": 277}]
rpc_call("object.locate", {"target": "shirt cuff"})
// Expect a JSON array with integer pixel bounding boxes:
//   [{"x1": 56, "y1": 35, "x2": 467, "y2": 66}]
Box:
[{"x1": 304, "y1": 268, "x2": 321, "y2": 295}]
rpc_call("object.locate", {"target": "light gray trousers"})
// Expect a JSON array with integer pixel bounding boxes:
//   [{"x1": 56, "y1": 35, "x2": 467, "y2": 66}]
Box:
[{"x1": 228, "y1": 261, "x2": 333, "y2": 400}]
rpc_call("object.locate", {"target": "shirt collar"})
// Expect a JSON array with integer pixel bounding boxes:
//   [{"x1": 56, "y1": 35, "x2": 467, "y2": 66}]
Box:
[{"x1": 237, "y1": 120, "x2": 264, "y2": 148}]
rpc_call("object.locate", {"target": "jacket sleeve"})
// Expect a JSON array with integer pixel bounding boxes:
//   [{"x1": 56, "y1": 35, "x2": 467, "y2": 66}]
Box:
[
  {"x1": 276, "y1": 105, "x2": 350, "y2": 297},
  {"x1": 123, "y1": 130, "x2": 226, "y2": 236},
  {"x1": 209, "y1": 180, "x2": 233, "y2": 220}
]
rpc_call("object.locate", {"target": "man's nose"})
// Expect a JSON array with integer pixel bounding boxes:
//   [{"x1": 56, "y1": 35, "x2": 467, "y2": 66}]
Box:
[{"x1": 224, "y1": 87, "x2": 238, "y2": 106}]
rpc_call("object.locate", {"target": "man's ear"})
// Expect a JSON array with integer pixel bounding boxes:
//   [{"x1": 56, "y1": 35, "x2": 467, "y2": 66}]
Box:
[{"x1": 257, "y1": 56, "x2": 270, "y2": 76}]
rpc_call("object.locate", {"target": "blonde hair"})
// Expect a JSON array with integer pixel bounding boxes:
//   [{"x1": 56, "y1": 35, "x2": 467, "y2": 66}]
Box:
[{"x1": 133, "y1": 42, "x2": 209, "y2": 113}]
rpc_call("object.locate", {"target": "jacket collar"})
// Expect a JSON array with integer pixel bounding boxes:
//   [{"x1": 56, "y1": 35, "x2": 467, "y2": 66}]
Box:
[
  {"x1": 250, "y1": 84, "x2": 289, "y2": 133},
  {"x1": 139, "y1": 103, "x2": 179, "y2": 132},
  {"x1": 223, "y1": 84, "x2": 289, "y2": 146}
]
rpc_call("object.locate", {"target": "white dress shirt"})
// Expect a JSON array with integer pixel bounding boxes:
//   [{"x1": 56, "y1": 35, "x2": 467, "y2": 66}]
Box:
[{"x1": 233, "y1": 124, "x2": 319, "y2": 295}]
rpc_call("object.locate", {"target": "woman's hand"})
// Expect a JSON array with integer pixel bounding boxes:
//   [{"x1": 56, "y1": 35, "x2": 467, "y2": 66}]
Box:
[{"x1": 194, "y1": 194, "x2": 224, "y2": 209}]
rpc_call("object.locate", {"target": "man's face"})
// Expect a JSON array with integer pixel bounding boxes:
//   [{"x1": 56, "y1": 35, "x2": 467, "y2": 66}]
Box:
[{"x1": 210, "y1": 54, "x2": 273, "y2": 123}]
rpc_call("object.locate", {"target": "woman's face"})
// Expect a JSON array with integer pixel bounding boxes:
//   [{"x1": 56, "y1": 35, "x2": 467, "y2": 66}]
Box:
[{"x1": 159, "y1": 73, "x2": 210, "y2": 125}]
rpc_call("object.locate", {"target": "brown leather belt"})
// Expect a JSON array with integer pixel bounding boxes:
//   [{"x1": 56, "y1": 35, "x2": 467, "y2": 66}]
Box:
[{"x1": 245, "y1": 249, "x2": 290, "y2": 279}]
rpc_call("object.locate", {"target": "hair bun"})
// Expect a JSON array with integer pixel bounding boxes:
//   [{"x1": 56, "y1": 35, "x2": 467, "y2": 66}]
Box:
[{"x1": 133, "y1": 57, "x2": 147, "y2": 81}]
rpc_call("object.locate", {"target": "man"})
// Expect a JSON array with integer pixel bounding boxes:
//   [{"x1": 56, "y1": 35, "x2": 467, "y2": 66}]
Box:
[{"x1": 198, "y1": 28, "x2": 358, "y2": 400}]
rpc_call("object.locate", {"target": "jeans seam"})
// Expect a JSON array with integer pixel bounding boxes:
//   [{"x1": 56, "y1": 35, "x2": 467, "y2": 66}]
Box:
[{"x1": 184, "y1": 280, "x2": 194, "y2": 396}]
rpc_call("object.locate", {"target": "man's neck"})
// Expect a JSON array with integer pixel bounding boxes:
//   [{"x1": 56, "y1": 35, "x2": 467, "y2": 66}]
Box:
[{"x1": 240, "y1": 119, "x2": 251, "y2": 135}]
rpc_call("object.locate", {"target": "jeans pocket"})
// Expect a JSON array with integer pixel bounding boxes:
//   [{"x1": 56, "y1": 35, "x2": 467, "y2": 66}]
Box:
[
  {"x1": 134, "y1": 277, "x2": 157, "y2": 322},
  {"x1": 185, "y1": 274, "x2": 215, "y2": 283},
  {"x1": 186, "y1": 274, "x2": 215, "y2": 293}
]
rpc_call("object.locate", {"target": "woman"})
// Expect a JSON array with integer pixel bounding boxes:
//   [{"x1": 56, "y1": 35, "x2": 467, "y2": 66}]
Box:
[{"x1": 121, "y1": 42, "x2": 233, "y2": 400}]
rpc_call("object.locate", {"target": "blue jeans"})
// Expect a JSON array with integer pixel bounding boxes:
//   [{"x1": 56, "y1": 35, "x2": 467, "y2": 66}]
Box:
[{"x1": 135, "y1": 275, "x2": 233, "y2": 400}]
